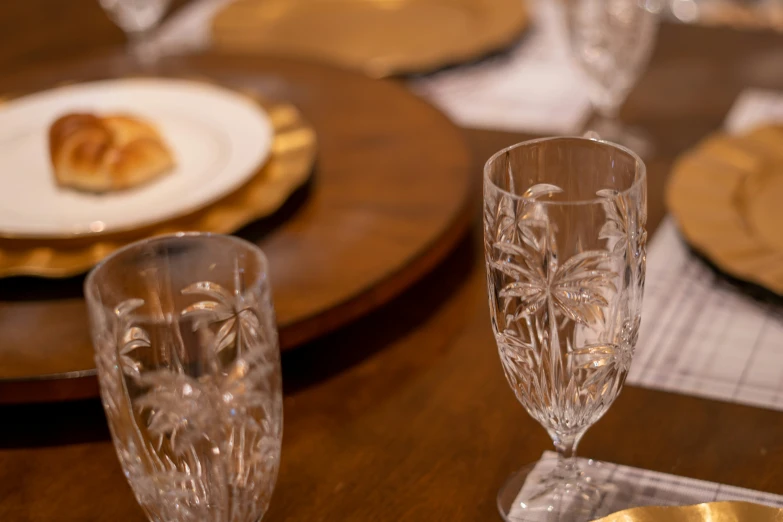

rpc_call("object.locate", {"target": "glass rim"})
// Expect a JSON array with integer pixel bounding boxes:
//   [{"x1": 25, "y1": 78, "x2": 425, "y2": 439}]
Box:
[
  {"x1": 483, "y1": 136, "x2": 647, "y2": 206},
  {"x1": 84, "y1": 232, "x2": 270, "y2": 299}
]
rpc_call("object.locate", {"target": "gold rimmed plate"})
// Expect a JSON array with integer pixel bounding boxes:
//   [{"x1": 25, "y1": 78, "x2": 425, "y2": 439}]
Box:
[
  {"x1": 667, "y1": 124, "x2": 783, "y2": 295},
  {"x1": 211, "y1": 0, "x2": 529, "y2": 77},
  {"x1": 0, "y1": 78, "x2": 276, "y2": 239},
  {"x1": 0, "y1": 97, "x2": 316, "y2": 278}
]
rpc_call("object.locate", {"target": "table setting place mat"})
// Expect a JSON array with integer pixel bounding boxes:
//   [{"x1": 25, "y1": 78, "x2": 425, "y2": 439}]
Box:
[
  {"x1": 630, "y1": 89, "x2": 783, "y2": 411},
  {"x1": 509, "y1": 451, "x2": 783, "y2": 521},
  {"x1": 156, "y1": 0, "x2": 590, "y2": 135},
  {"x1": 629, "y1": 217, "x2": 783, "y2": 411}
]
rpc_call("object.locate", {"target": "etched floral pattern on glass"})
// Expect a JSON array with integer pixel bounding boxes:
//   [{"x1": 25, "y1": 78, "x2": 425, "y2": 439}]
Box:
[{"x1": 86, "y1": 234, "x2": 282, "y2": 522}]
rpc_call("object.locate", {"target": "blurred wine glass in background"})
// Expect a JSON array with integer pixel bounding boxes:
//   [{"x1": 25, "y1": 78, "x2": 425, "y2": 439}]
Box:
[
  {"x1": 99, "y1": 0, "x2": 172, "y2": 65},
  {"x1": 565, "y1": 0, "x2": 661, "y2": 156}
]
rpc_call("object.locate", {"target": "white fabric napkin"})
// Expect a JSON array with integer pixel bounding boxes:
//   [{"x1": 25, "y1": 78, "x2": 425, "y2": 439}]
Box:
[
  {"x1": 410, "y1": 0, "x2": 592, "y2": 135},
  {"x1": 724, "y1": 89, "x2": 783, "y2": 134},
  {"x1": 510, "y1": 451, "x2": 783, "y2": 521}
]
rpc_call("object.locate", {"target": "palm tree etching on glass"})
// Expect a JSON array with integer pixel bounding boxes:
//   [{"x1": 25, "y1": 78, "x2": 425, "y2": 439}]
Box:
[
  {"x1": 86, "y1": 234, "x2": 282, "y2": 522},
  {"x1": 484, "y1": 138, "x2": 646, "y2": 520}
]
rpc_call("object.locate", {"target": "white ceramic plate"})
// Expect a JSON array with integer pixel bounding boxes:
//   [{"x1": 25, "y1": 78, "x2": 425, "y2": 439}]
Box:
[{"x1": 0, "y1": 78, "x2": 273, "y2": 237}]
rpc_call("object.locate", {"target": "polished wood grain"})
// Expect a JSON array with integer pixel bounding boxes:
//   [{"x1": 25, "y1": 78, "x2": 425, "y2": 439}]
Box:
[
  {"x1": 0, "y1": 0, "x2": 190, "y2": 74},
  {"x1": 2, "y1": 1, "x2": 783, "y2": 520},
  {"x1": 0, "y1": 52, "x2": 474, "y2": 402}
]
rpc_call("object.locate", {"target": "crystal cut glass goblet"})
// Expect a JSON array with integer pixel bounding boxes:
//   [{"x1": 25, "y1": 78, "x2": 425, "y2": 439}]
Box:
[
  {"x1": 85, "y1": 233, "x2": 283, "y2": 522},
  {"x1": 483, "y1": 137, "x2": 646, "y2": 521}
]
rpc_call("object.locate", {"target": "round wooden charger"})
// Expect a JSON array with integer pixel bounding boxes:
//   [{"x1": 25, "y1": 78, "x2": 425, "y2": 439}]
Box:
[{"x1": 0, "y1": 52, "x2": 475, "y2": 403}]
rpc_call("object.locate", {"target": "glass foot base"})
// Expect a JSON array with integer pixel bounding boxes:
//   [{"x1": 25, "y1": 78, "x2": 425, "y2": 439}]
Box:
[{"x1": 497, "y1": 457, "x2": 616, "y2": 522}]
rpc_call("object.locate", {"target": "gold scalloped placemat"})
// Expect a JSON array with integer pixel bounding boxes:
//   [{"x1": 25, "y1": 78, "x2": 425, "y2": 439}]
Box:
[
  {"x1": 211, "y1": 0, "x2": 529, "y2": 78},
  {"x1": 0, "y1": 96, "x2": 316, "y2": 278},
  {"x1": 667, "y1": 124, "x2": 783, "y2": 295}
]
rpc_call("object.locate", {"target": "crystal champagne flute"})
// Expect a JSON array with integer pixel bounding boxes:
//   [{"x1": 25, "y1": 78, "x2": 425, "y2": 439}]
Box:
[{"x1": 484, "y1": 137, "x2": 646, "y2": 521}]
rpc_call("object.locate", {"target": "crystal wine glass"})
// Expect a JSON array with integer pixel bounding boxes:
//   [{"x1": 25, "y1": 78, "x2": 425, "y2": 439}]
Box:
[
  {"x1": 483, "y1": 137, "x2": 646, "y2": 521},
  {"x1": 85, "y1": 233, "x2": 283, "y2": 522},
  {"x1": 99, "y1": 0, "x2": 171, "y2": 65},
  {"x1": 565, "y1": 0, "x2": 661, "y2": 156}
]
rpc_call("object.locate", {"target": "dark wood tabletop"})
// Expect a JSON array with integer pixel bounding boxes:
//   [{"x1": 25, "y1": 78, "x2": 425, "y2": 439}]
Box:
[{"x1": 3, "y1": 1, "x2": 783, "y2": 520}]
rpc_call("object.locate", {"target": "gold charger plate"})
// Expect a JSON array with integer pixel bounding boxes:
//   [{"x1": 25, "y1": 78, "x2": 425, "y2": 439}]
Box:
[
  {"x1": 597, "y1": 501, "x2": 783, "y2": 521},
  {"x1": 211, "y1": 0, "x2": 529, "y2": 77},
  {"x1": 0, "y1": 97, "x2": 316, "y2": 278},
  {"x1": 667, "y1": 124, "x2": 783, "y2": 295}
]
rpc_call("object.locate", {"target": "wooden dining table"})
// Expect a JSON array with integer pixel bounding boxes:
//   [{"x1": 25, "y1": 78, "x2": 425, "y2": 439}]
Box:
[{"x1": 3, "y1": 2, "x2": 783, "y2": 520}]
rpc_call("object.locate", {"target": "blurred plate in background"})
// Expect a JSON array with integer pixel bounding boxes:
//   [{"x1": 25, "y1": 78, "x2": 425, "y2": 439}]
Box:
[
  {"x1": 0, "y1": 96, "x2": 316, "y2": 278},
  {"x1": 0, "y1": 78, "x2": 273, "y2": 238},
  {"x1": 211, "y1": 0, "x2": 529, "y2": 77},
  {"x1": 667, "y1": 124, "x2": 783, "y2": 295}
]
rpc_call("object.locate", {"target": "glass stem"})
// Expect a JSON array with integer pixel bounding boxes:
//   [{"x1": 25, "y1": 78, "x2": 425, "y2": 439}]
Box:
[
  {"x1": 596, "y1": 104, "x2": 621, "y2": 122},
  {"x1": 585, "y1": 103, "x2": 623, "y2": 142},
  {"x1": 127, "y1": 27, "x2": 160, "y2": 68},
  {"x1": 553, "y1": 433, "x2": 584, "y2": 481}
]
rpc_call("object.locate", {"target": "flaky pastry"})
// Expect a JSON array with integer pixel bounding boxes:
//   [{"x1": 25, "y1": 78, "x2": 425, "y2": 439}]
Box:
[{"x1": 49, "y1": 113, "x2": 175, "y2": 192}]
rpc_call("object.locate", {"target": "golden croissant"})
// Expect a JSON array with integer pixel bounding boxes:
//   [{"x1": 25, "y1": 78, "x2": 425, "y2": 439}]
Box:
[{"x1": 49, "y1": 113, "x2": 175, "y2": 192}]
